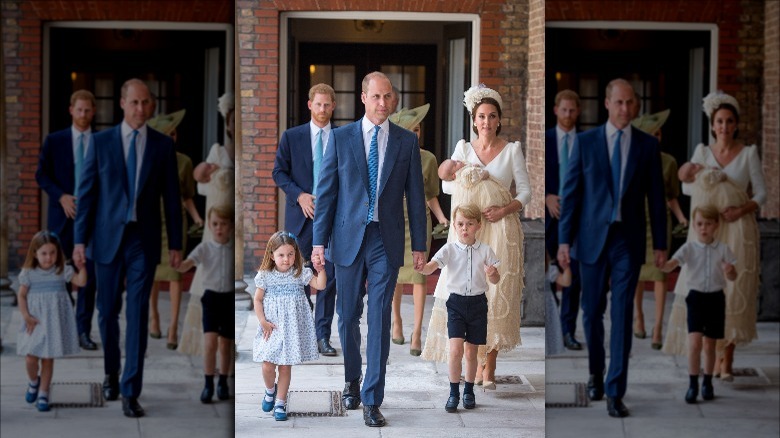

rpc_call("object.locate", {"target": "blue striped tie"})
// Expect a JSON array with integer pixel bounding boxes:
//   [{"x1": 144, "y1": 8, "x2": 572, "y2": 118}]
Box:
[
  {"x1": 312, "y1": 129, "x2": 323, "y2": 196},
  {"x1": 367, "y1": 125, "x2": 380, "y2": 222},
  {"x1": 610, "y1": 129, "x2": 623, "y2": 222},
  {"x1": 75, "y1": 133, "x2": 84, "y2": 197},
  {"x1": 126, "y1": 129, "x2": 139, "y2": 222}
]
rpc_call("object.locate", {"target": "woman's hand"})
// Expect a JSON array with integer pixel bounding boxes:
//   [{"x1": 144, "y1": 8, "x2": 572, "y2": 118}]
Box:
[
  {"x1": 260, "y1": 319, "x2": 276, "y2": 340},
  {"x1": 482, "y1": 205, "x2": 506, "y2": 223},
  {"x1": 721, "y1": 205, "x2": 745, "y2": 223}
]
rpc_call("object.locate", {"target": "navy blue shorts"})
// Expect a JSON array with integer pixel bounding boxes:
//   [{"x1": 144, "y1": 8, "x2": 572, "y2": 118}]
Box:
[
  {"x1": 201, "y1": 289, "x2": 235, "y2": 339},
  {"x1": 446, "y1": 293, "x2": 488, "y2": 345},
  {"x1": 685, "y1": 289, "x2": 725, "y2": 339}
]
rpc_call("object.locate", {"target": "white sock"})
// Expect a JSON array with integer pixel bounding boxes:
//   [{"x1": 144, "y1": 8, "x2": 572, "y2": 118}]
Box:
[
  {"x1": 38, "y1": 390, "x2": 48, "y2": 399},
  {"x1": 264, "y1": 385, "x2": 276, "y2": 402},
  {"x1": 275, "y1": 398, "x2": 286, "y2": 407},
  {"x1": 28, "y1": 379, "x2": 39, "y2": 393}
]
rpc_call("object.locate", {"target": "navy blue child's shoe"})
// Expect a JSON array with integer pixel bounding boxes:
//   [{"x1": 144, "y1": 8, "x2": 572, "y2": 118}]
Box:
[
  {"x1": 25, "y1": 377, "x2": 40, "y2": 403},
  {"x1": 262, "y1": 384, "x2": 277, "y2": 412}
]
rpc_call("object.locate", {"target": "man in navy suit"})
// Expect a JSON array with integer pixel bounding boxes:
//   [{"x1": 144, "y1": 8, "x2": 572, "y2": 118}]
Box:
[
  {"x1": 73, "y1": 78, "x2": 182, "y2": 418},
  {"x1": 558, "y1": 79, "x2": 667, "y2": 418},
  {"x1": 312, "y1": 72, "x2": 427, "y2": 427},
  {"x1": 35, "y1": 89, "x2": 99, "y2": 351},
  {"x1": 272, "y1": 83, "x2": 339, "y2": 357},
  {"x1": 545, "y1": 89, "x2": 583, "y2": 351}
]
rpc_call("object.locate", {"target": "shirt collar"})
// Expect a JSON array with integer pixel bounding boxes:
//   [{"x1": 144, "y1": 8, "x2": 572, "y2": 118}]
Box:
[
  {"x1": 692, "y1": 239, "x2": 719, "y2": 249},
  {"x1": 310, "y1": 121, "x2": 331, "y2": 136},
  {"x1": 121, "y1": 120, "x2": 147, "y2": 139},
  {"x1": 71, "y1": 125, "x2": 91, "y2": 138},
  {"x1": 555, "y1": 125, "x2": 574, "y2": 141},
  {"x1": 361, "y1": 116, "x2": 389, "y2": 136},
  {"x1": 606, "y1": 120, "x2": 628, "y2": 140},
  {"x1": 454, "y1": 239, "x2": 481, "y2": 250}
]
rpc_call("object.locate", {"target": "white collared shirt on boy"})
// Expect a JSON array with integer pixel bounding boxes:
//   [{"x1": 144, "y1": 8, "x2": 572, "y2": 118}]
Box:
[
  {"x1": 432, "y1": 239, "x2": 500, "y2": 296},
  {"x1": 186, "y1": 240, "x2": 234, "y2": 292},
  {"x1": 671, "y1": 240, "x2": 737, "y2": 293}
]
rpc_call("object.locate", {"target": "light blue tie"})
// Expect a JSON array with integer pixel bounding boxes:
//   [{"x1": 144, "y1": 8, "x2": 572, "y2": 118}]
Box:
[
  {"x1": 558, "y1": 133, "x2": 569, "y2": 197},
  {"x1": 367, "y1": 125, "x2": 380, "y2": 222},
  {"x1": 312, "y1": 129, "x2": 323, "y2": 196},
  {"x1": 75, "y1": 133, "x2": 84, "y2": 197},
  {"x1": 126, "y1": 130, "x2": 139, "y2": 222},
  {"x1": 611, "y1": 129, "x2": 623, "y2": 222}
]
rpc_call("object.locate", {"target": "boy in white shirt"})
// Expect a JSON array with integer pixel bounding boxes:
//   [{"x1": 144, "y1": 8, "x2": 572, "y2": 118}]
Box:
[
  {"x1": 662, "y1": 204, "x2": 736, "y2": 403},
  {"x1": 178, "y1": 205, "x2": 235, "y2": 403},
  {"x1": 417, "y1": 203, "x2": 500, "y2": 413}
]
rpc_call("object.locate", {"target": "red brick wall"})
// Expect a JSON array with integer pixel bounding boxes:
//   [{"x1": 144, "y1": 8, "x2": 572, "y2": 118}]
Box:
[
  {"x1": 546, "y1": 0, "x2": 775, "y2": 219},
  {"x1": 526, "y1": 0, "x2": 545, "y2": 220},
  {"x1": 763, "y1": 0, "x2": 779, "y2": 218},
  {"x1": 237, "y1": 0, "x2": 540, "y2": 273},
  {"x1": 1, "y1": 0, "x2": 233, "y2": 271}
]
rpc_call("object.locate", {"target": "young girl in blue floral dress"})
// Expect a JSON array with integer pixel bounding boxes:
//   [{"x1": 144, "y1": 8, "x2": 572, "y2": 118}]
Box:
[
  {"x1": 253, "y1": 231, "x2": 326, "y2": 421},
  {"x1": 17, "y1": 231, "x2": 87, "y2": 411}
]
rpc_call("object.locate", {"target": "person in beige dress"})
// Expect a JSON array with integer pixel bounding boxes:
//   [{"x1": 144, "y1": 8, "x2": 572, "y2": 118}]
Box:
[
  {"x1": 146, "y1": 110, "x2": 204, "y2": 350},
  {"x1": 388, "y1": 104, "x2": 449, "y2": 356}
]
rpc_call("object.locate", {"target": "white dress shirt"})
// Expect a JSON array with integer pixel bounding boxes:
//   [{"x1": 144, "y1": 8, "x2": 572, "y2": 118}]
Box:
[
  {"x1": 187, "y1": 240, "x2": 235, "y2": 292},
  {"x1": 432, "y1": 239, "x2": 500, "y2": 296},
  {"x1": 310, "y1": 121, "x2": 331, "y2": 157},
  {"x1": 671, "y1": 239, "x2": 737, "y2": 293},
  {"x1": 71, "y1": 125, "x2": 91, "y2": 161},
  {"x1": 555, "y1": 125, "x2": 575, "y2": 161}
]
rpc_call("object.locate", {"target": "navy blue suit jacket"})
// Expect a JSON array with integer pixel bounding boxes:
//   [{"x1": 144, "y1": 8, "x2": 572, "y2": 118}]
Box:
[
  {"x1": 544, "y1": 127, "x2": 578, "y2": 256},
  {"x1": 73, "y1": 124, "x2": 182, "y2": 265},
  {"x1": 35, "y1": 128, "x2": 77, "y2": 248},
  {"x1": 272, "y1": 122, "x2": 332, "y2": 237},
  {"x1": 558, "y1": 124, "x2": 667, "y2": 264},
  {"x1": 312, "y1": 119, "x2": 427, "y2": 268}
]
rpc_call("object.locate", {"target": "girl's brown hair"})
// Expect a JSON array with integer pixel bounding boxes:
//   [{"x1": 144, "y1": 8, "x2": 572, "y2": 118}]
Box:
[
  {"x1": 23, "y1": 230, "x2": 66, "y2": 274},
  {"x1": 258, "y1": 231, "x2": 304, "y2": 277}
]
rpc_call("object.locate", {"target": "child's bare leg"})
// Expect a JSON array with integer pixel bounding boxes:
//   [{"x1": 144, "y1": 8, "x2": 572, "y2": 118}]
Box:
[
  {"x1": 262, "y1": 361, "x2": 277, "y2": 389},
  {"x1": 463, "y1": 342, "x2": 478, "y2": 383},
  {"x1": 25, "y1": 355, "x2": 39, "y2": 382},
  {"x1": 277, "y1": 365, "x2": 292, "y2": 403},
  {"x1": 391, "y1": 284, "x2": 404, "y2": 342},
  {"x1": 39, "y1": 358, "x2": 54, "y2": 393},
  {"x1": 218, "y1": 336, "x2": 231, "y2": 375},
  {"x1": 203, "y1": 332, "x2": 218, "y2": 375},
  {"x1": 687, "y1": 332, "x2": 703, "y2": 375},
  {"x1": 702, "y1": 337, "x2": 717, "y2": 375},
  {"x1": 448, "y1": 338, "x2": 465, "y2": 383}
]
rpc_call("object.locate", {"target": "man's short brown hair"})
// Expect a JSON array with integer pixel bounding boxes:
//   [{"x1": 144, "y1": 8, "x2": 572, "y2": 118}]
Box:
[
  {"x1": 554, "y1": 89, "x2": 580, "y2": 107},
  {"x1": 308, "y1": 83, "x2": 336, "y2": 102},
  {"x1": 70, "y1": 89, "x2": 96, "y2": 107}
]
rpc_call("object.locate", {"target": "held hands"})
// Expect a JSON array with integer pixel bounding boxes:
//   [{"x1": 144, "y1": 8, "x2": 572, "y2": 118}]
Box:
[
  {"x1": 412, "y1": 251, "x2": 425, "y2": 271},
  {"x1": 259, "y1": 319, "x2": 276, "y2": 340},
  {"x1": 311, "y1": 246, "x2": 325, "y2": 271},
  {"x1": 298, "y1": 193, "x2": 316, "y2": 219},
  {"x1": 557, "y1": 244, "x2": 571, "y2": 271},
  {"x1": 169, "y1": 250, "x2": 182, "y2": 269},
  {"x1": 72, "y1": 244, "x2": 86, "y2": 268},
  {"x1": 653, "y1": 250, "x2": 667, "y2": 269},
  {"x1": 60, "y1": 194, "x2": 78, "y2": 219}
]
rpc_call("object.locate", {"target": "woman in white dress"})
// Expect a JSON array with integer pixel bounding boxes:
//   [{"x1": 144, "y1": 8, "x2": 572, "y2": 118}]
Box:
[
  {"x1": 421, "y1": 85, "x2": 531, "y2": 390},
  {"x1": 179, "y1": 92, "x2": 235, "y2": 356},
  {"x1": 663, "y1": 92, "x2": 766, "y2": 382}
]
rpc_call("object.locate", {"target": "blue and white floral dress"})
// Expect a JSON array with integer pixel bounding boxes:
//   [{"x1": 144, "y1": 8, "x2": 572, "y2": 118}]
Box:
[
  {"x1": 16, "y1": 266, "x2": 80, "y2": 358},
  {"x1": 253, "y1": 268, "x2": 319, "y2": 365}
]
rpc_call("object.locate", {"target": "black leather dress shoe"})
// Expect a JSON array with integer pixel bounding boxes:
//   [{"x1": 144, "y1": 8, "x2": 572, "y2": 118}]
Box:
[
  {"x1": 122, "y1": 397, "x2": 145, "y2": 417},
  {"x1": 217, "y1": 375, "x2": 230, "y2": 400},
  {"x1": 342, "y1": 379, "x2": 361, "y2": 410},
  {"x1": 445, "y1": 395, "x2": 459, "y2": 412},
  {"x1": 587, "y1": 375, "x2": 604, "y2": 401},
  {"x1": 103, "y1": 374, "x2": 119, "y2": 401},
  {"x1": 463, "y1": 393, "x2": 476, "y2": 409},
  {"x1": 606, "y1": 397, "x2": 629, "y2": 417},
  {"x1": 79, "y1": 333, "x2": 98, "y2": 350},
  {"x1": 701, "y1": 384, "x2": 714, "y2": 400},
  {"x1": 685, "y1": 386, "x2": 698, "y2": 404},
  {"x1": 201, "y1": 382, "x2": 214, "y2": 403},
  {"x1": 363, "y1": 405, "x2": 386, "y2": 427},
  {"x1": 563, "y1": 333, "x2": 583, "y2": 350},
  {"x1": 317, "y1": 339, "x2": 337, "y2": 356}
]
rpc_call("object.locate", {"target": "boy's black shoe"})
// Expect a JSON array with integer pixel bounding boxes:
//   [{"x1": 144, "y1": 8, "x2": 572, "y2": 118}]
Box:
[
  {"x1": 445, "y1": 395, "x2": 459, "y2": 412},
  {"x1": 217, "y1": 374, "x2": 230, "y2": 400},
  {"x1": 701, "y1": 384, "x2": 714, "y2": 400},
  {"x1": 463, "y1": 393, "x2": 476, "y2": 409},
  {"x1": 685, "y1": 386, "x2": 698, "y2": 404}
]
